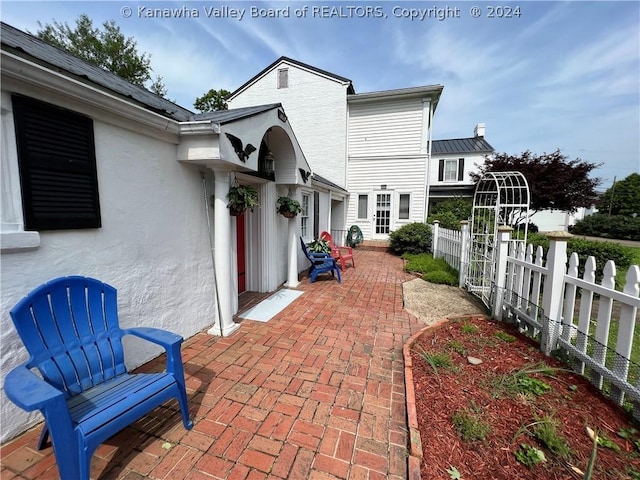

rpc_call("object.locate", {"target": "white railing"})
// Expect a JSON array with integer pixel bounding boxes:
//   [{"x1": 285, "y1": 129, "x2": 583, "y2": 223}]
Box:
[{"x1": 430, "y1": 224, "x2": 640, "y2": 418}]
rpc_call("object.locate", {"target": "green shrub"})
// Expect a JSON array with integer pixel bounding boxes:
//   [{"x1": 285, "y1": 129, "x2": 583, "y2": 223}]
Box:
[
  {"x1": 526, "y1": 233, "x2": 635, "y2": 285},
  {"x1": 427, "y1": 212, "x2": 461, "y2": 231},
  {"x1": 571, "y1": 213, "x2": 640, "y2": 241},
  {"x1": 389, "y1": 222, "x2": 432, "y2": 255}
]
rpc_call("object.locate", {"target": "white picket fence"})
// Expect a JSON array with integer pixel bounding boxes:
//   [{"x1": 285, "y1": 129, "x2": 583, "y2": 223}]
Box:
[{"x1": 432, "y1": 222, "x2": 640, "y2": 418}]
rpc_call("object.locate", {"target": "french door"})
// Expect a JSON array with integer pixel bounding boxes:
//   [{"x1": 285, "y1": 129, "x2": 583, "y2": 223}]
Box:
[{"x1": 373, "y1": 192, "x2": 392, "y2": 239}]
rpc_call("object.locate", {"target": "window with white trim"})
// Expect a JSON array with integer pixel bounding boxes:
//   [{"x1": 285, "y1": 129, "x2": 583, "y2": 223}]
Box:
[
  {"x1": 357, "y1": 194, "x2": 368, "y2": 219},
  {"x1": 301, "y1": 193, "x2": 310, "y2": 237},
  {"x1": 438, "y1": 158, "x2": 465, "y2": 182},
  {"x1": 398, "y1": 193, "x2": 410, "y2": 219}
]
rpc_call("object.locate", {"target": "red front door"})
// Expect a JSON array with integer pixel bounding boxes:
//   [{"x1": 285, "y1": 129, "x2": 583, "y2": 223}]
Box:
[{"x1": 236, "y1": 214, "x2": 246, "y2": 294}]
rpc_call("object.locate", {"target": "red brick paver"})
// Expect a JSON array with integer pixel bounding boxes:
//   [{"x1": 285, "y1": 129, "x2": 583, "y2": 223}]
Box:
[{"x1": 1, "y1": 248, "x2": 424, "y2": 479}]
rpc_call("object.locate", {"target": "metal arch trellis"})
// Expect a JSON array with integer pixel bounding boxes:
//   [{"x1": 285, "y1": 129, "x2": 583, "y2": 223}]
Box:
[{"x1": 466, "y1": 171, "x2": 530, "y2": 307}]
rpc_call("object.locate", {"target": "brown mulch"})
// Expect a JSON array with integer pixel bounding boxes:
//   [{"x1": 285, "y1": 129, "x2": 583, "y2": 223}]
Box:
[{"x1": 410, "y1": 315, "x2": 640, "y2": 480}]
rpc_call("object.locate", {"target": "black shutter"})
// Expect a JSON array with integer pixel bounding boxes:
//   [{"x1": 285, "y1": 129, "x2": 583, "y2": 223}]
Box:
[
  {"x1": 12, "y1": 95, "x2": 101, "y2": 231},
  {"x1": 313, "y1": 191, "x2": 320, "y2": 239},
  {"x1": 438, "y1": 159, "x2": 444, "y2": 181},
  {"x1": 458, "y1": 158, "x2": 465, "y2": 181}
]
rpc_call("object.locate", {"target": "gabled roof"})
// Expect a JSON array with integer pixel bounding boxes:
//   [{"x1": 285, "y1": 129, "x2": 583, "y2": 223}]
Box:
[
  {"x1": 229, "y1": 56, "x2": 355, "y2": 99},
  {"x1": 432, "y1": 137, "x2": 494, "y2": 155},
  {"x1": 0, "y1": 22, "x2": 194, "y2": 122},
  {"x1": 194, "y1": 103, "x2": 283, "y2": 124}
]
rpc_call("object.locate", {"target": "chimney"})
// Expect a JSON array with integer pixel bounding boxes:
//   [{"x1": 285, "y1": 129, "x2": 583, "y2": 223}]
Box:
[{"x1": 474, "y1": 123, "x2": 485, "y2": 138}]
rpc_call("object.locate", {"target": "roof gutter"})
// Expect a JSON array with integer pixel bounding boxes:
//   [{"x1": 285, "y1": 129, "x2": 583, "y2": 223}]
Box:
[{"x1": 179, "y1": 120, "x2": 221, "y2": 135}]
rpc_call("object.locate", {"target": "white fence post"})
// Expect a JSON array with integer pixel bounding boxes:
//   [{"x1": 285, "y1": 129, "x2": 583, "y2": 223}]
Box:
[
  {"x1": 492, "y1": 226, "x2": 513, "y2": 320},
  {"x1": 459, "y1": 221, "x2": 469, "y2": 288},
  {"x1": 432, "y1": 221, "x2": 440, "y2": 258},
  {"x1": 540, "y1": 231, "x2": 571, "y2": 355}
]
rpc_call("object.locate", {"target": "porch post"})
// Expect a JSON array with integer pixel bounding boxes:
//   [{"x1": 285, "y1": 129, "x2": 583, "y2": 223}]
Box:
[
  {"x1": 285, "y1": 186, "x2": 300, "y2": 288},
  {"x1": 208, "y1": 168, "x2": 240, "y2": 337}
]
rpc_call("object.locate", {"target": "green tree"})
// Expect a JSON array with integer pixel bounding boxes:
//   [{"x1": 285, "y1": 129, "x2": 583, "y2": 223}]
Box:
[
  {"x1": 471, "y1": 149, "x2": 601, "y2": 219},
  {"x1": 194, "y1": 89, "x2": 231, "y2": 113},
  {"x1": 597, "y1": 173, "x2": 640, "y2": 216},
  {"x1": 35, "y1": 14, "x2": 167, "y2": 96}
]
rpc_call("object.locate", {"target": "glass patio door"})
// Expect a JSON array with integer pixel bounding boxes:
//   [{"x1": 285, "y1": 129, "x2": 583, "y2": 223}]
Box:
[{"x1": 373, "y1": 192, "x2": 392, "y2": 238}]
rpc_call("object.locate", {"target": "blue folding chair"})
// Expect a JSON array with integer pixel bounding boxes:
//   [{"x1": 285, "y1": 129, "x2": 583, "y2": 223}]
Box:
[{"x1": 3, "y1": 276, "x2": 193, "y2": 480}]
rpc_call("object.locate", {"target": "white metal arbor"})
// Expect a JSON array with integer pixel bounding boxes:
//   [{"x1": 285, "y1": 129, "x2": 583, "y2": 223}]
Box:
[{"x1": 466, "y1": 171, "x2": 530, "y2": 306}]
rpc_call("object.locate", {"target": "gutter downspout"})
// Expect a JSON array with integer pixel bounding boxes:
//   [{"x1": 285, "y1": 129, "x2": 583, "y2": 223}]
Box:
[{"x1": 423, "y1": 99, "x2": 434, "y2": 221}]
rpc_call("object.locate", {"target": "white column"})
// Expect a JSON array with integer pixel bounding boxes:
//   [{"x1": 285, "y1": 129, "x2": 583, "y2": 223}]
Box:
[
  {"x1": 207, "y1": 168, "x2": 240, "y2": 337},
  {"x1": 285, "y1": 187, "x2": 300, "y2": 288}
]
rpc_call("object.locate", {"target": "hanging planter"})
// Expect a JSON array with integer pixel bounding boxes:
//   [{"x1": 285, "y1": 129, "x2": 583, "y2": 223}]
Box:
[
  {"x1": 277, "y1": 196, "x2": 302, "y2": 218},
  {"x1": 227, "y1": 182, "x2": 259, "y2": 216}
]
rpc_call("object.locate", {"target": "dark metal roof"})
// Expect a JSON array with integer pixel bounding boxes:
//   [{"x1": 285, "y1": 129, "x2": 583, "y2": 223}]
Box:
[
  {"x1": 193, "y1": 104, "x2": 283, "y2": 124},
  {"x1": 312, "y1": 173, "x2": 348, "y2": 193},
  {"x1": 432, "y1": 137, "x2": 494, "y2": 155},
  {"x1": 1, "y1": 22, "x2": 194, "y2": 122},
  {"x1": 230, "y1": 56, "x2": 355, "y2": 98}
]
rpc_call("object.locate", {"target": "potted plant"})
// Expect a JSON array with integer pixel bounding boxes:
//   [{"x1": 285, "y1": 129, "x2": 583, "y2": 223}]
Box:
[
  {"x1": 277, "y1": 196, "x2": 302, "y2": 218},
  {"x1": 227, "y1": 183, "x2": 259, "y2": 216},
  {"x1": 307, "y1": 238, "x2": 331, "y2": 254}
]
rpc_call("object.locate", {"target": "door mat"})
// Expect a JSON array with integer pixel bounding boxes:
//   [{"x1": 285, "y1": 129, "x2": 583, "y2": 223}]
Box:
[{"x1": 238, "y1": 289, "x2": 304, "y2": 322}]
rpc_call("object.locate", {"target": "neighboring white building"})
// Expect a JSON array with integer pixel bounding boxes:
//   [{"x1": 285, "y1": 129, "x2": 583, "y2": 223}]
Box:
[
  {"x1": 430, "y1": 123, "x2": 494, "y2": 207},
  {"x1": 228, "y1": 57, "x2": 443, "y2": 241},
  {"x1": 0, "y1": 24, "x2": 319, "y2": 441}
]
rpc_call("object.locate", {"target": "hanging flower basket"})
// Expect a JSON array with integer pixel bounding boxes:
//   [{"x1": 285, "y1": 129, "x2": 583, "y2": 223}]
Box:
[
  {"x1": 277, "y1": 196, "x2": 303, "y2": 218},
  {"x1": 227, "y1": 182, "x2": 259, "y2": 216}
]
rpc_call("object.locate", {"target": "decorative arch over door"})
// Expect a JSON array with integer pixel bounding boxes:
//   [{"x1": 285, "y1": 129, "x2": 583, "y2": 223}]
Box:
[{"x1": 467, "y1": 171, "x2": 530, "y2": 306}]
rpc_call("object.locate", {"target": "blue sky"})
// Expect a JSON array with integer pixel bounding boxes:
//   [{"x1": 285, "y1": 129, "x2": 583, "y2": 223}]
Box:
[{"x1": 2, "y1": 1, "x2": 638, "y2": 188}]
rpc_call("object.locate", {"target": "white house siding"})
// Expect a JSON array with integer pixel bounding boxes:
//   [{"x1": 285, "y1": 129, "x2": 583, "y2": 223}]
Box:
[
  {"x1": 348, "y1": 98, "x2": 425, "y2": 157},
  {"x1": 347, "y1": 156, "x2": 427, "y2": 239},
  {"x1": 228, "y1": 63, "x2": 349, "y2": 188},
  {"x1": 429, "y1": 153, "x2": 486, "y2": 203},
  {"x1": 0, "y1": 96, "x2": 217, "y2": 442}
]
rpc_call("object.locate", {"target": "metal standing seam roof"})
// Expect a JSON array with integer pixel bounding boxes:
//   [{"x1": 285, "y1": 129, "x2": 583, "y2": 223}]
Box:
[{"x1": 432, "y1": 137, "x2": 495, "y2": 155}]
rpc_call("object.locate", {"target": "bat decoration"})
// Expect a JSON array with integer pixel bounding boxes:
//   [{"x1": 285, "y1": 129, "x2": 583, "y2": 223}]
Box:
[
  {"x1": 226, "y1": 133, "x2": 256, "y2": 162},
  {"x1": 299, "y1": 168, "x2": 311, "y2": 183}
]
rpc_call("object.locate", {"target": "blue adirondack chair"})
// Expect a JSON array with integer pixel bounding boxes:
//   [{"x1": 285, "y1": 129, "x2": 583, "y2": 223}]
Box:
[
  {"x1": 300, "y1": 237, "x2": 341, "y2": 283},
  {"x1": 3, "y1": 276, "x2": 193, "y2": 480}
]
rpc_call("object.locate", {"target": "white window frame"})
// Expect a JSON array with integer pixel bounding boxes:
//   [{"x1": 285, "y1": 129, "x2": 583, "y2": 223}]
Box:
[
  {"x1": 398, "y1": 193, "x2": 410, "y2": 220},
  {"x1": 1, "y1": 95, "x2": 40, "y2": 252},
  {"x1": 444, "y1": 159, "x2": 458, "y2": 182},
  {"x1": 300, "y1": 193, "x2": 310, "y2": 238},
  {"x1": 357, "y1": 194, "x2": 368, "y2": 220}
]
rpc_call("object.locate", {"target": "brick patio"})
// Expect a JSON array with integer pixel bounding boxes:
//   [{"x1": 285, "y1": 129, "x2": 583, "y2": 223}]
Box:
[{"x1": 1, "y1": 247, "x2": 425, "y2": 479}]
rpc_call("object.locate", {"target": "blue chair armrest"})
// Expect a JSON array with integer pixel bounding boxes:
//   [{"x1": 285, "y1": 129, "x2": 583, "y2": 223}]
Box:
[
  {"x1": 122, "y1": 327, "x2": 183, "y2": 350},
  {"x1": 4, "y1": 364, "x2": 65, "y2": 412}
]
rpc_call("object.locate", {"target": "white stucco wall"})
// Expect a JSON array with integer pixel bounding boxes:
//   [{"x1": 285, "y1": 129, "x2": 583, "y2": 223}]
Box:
[
  {"x1": 229, "y1": 62, "x2": 349, "y2": 188},
  {"x1": 1, "y1": 100, "x2": 218, "y2": 442}
]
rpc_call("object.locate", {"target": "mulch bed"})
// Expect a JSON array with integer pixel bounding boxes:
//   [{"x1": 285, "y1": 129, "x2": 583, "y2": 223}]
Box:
[{"x1": 409, "y1": 315, "x2": 640, "y2": 479}]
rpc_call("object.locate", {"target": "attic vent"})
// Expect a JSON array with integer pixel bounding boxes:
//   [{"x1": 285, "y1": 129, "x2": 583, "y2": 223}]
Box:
[{"x1": 277, "y1": 68, "x2": 288, "y2": 89}]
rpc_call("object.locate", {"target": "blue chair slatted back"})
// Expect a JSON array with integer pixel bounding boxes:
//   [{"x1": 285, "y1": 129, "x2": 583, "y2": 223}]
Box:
[{"x1": 10, "y1": 276, "x2": 127, "y2": 399}]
